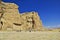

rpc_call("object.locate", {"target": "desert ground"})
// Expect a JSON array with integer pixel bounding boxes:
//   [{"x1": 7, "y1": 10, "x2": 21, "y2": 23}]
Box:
[{"x1": 0, "y1": 31, "x2": 60, "y2": 40}]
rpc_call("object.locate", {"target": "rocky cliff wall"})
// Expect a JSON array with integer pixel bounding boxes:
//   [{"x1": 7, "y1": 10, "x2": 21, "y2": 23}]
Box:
[{"x1": 0, "y1": 2, "x2": 43, "y2": 31}]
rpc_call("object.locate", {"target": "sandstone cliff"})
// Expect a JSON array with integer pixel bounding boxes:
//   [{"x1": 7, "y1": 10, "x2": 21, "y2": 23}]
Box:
[{"x1": 0, "y1": 2, "x2": 43, "y2": 31}]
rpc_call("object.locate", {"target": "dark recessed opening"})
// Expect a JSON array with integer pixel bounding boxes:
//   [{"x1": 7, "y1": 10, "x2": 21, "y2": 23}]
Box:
[
  {"x1": 1, "y1": 21, "x2": 3, "y2": 25},
  {"x1": 13, "y1": 23, "x2": 22, "y2": 26}
]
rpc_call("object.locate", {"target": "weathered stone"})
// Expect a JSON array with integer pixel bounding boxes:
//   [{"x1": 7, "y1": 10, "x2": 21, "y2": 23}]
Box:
[
  {"x1": 0, "y1": 1, "x2": 43, "y2": 31},
  {"x1": 21, "y1": 12, "x2": 43, "y2": 31}
]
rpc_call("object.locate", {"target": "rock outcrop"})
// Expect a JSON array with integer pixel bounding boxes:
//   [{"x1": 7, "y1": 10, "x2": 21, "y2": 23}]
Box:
[{"x1": 0, "y1": 1, "x2": 43, "y2": 31}]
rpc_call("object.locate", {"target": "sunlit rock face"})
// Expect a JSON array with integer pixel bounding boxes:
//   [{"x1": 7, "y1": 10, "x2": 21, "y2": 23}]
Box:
[
  {"x1": 0, "y1": 1, "x2": 43, "y2": 31},
  {"x1": 20, "y1": 12, "x2": 43, "y2": 31}
]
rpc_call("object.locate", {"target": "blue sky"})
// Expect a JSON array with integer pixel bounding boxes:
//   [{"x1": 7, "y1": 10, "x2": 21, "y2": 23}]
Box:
[{"x1": 2, "y1": 0, "x2": 60, "y2": 28}]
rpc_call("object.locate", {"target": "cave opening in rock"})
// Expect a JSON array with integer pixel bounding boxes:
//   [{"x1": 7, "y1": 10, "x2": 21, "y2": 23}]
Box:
[{"x1": 13, "y1": 23, "x2": 22, "y2": 26}]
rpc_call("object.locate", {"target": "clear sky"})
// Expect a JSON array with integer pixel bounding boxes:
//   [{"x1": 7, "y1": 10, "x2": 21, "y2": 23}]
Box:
[{"x1": 2, "y1": 0, "x2": 60, "y2": 28}]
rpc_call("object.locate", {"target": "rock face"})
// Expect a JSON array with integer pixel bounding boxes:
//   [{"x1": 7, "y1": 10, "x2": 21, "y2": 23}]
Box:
[
  {"x1": 0, "y1": 2, "x2": 43, "y2": 31},
  {"x1": 20, "y1": 12, "x2": 43, "y2": 31}
]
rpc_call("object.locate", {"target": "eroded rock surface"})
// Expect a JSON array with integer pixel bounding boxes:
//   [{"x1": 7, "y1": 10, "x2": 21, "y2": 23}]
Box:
[
  {"x1": 0, "y1": 1, "x2": 60, "y2": 32},
  {"x1": 0, "y1": 2, "x2": 43, "y2": 31}
]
